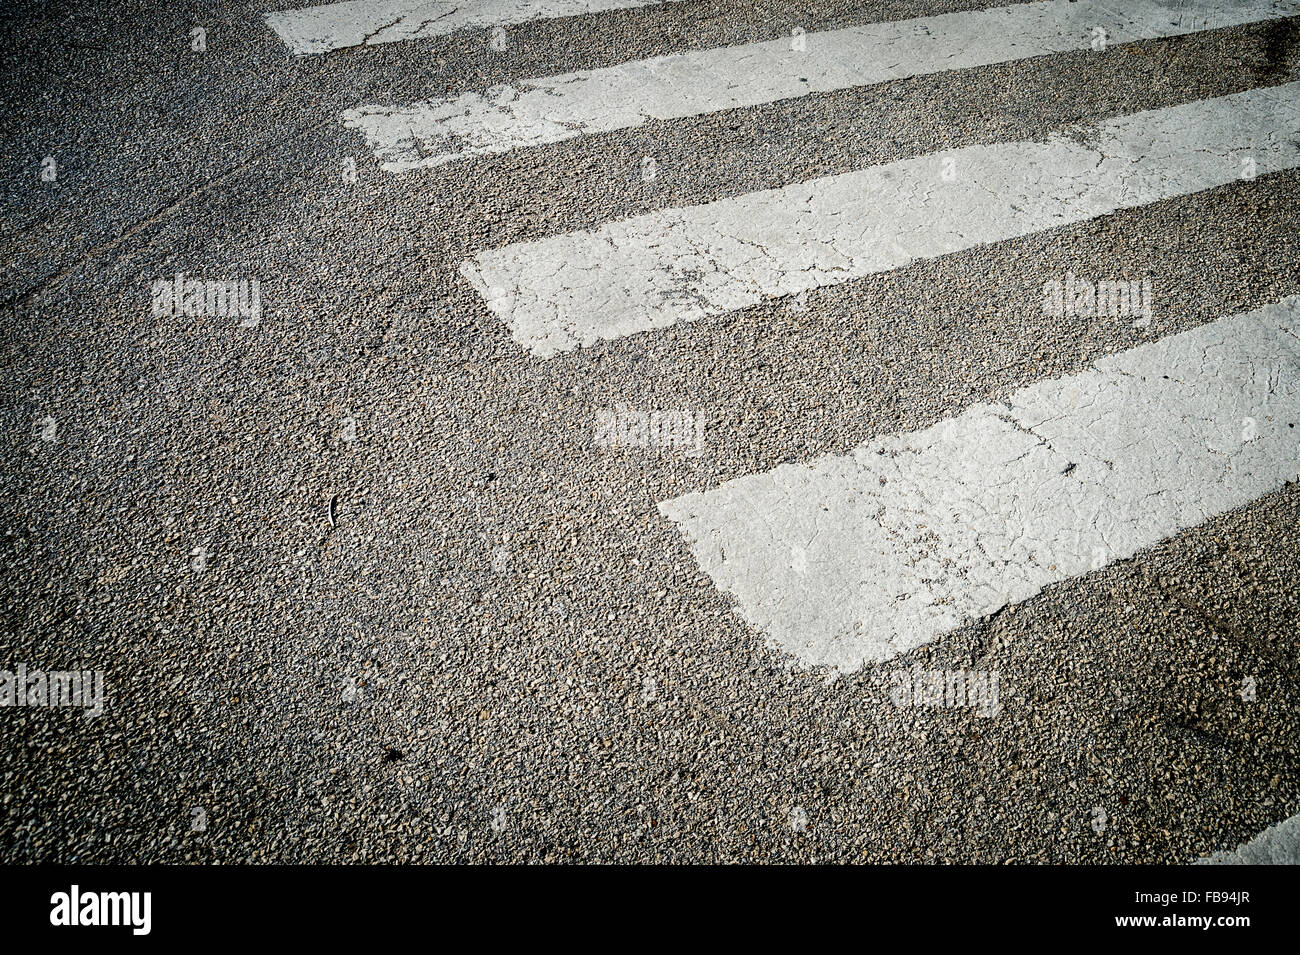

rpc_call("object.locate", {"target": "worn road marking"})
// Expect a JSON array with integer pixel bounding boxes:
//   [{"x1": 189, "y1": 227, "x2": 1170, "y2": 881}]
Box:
[
  {"x1": 461, "y1": 82, "x2": 1300, "y2": 357},
  {"x1": 266, "y1": 0, "x2": 675, "y2": 55},
  {"x1": 657, "y1": 297, "x2": 1300, "y2": 673},
  {"x1": 1197, "y1": 811, "x2": 1300, "y2": 863},
  {"x1": 347, "y1": 0, "x2": 1300, "y2": 171}
]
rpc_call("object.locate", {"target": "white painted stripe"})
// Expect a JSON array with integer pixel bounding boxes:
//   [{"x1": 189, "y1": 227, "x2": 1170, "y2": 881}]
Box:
[
  {"x1": 1197, "y1": 811, "x2": 1300, "y2": 863},
  {"x1": 462, "y1": 82, "x2": 1300, "y2": 357},
  {"x1": 347, "y1": 0, "x2": 1300, "y2": 171},
  {"x1": 266, "y1": 0, "x2": 675, "y2": 55},
  {"x1": 658, "y1": 297, "x2": 1300, "y2": 672}
]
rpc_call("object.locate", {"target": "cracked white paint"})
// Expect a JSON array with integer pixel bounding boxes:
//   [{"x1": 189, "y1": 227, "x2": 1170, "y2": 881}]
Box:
[
  {"x1": 462, "y1": 82, "x2": 1300, "y2": 357},
  {"x1": 265, "y1": 0, "x2": 675, "y2": 55},
  {"x1": 347, "y1": 0, "x2": 1300, "y2": 171},
  {"x1": 658, "y1": 296, "x2": 1300, "y2": 673},
  {"x1": 1197, "y1": 810, "x2": 1300, "y2": 863}
]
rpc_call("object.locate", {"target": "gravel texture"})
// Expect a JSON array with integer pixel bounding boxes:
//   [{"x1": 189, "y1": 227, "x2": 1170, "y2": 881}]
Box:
[{"x1": 1, "y1": 0, "x2": 1297, "y2": 863}]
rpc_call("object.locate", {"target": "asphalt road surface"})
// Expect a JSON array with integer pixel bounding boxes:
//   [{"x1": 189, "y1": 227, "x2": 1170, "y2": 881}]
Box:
[{"x1": 2, "y1": 0, "x2": 1299, "y2": 863}]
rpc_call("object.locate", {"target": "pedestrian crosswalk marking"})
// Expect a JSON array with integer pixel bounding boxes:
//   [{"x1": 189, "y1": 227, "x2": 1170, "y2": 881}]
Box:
[
  {"x1": 266, "y1": 0, "x2": 677, "y2": 55},
  {"x1": 246, "y1": 0, "x2": 1300, "y2": 856},
  {"x1": 344, "y1": 0, "x2": 1300, "y2": 172},
  {"x1": 460, "y1": 81, "x2": 1300, "y2": 357},
  {"x1": 1197, "y1": 810, "x2": 1300, "y2": 863},
  {"x1": 658, "y1": 296, "x2": 1300, "y2": 673}
]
